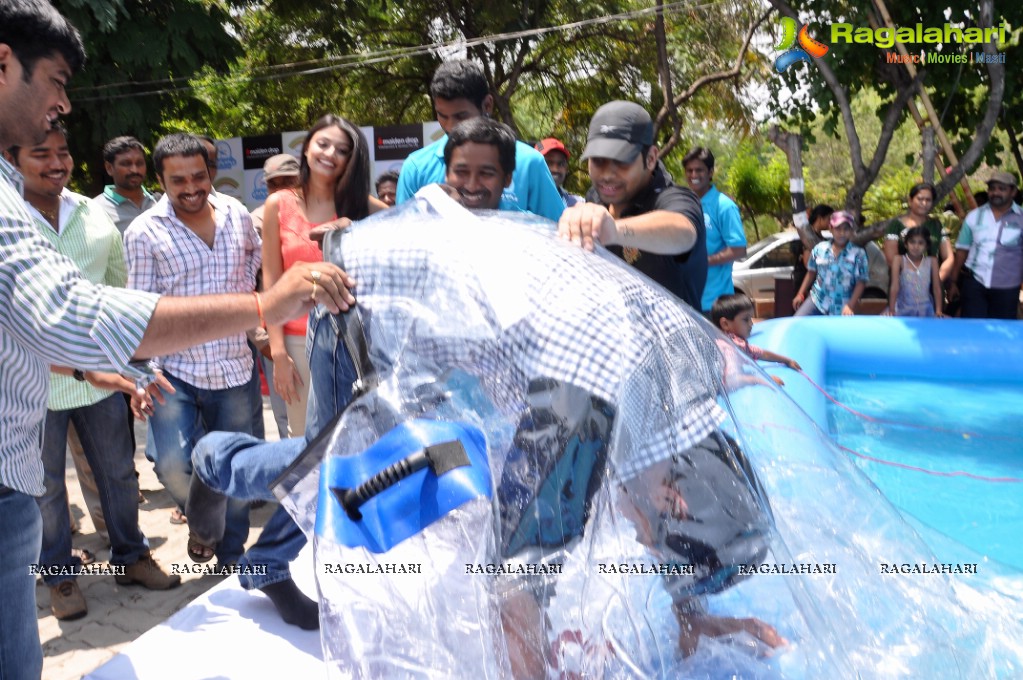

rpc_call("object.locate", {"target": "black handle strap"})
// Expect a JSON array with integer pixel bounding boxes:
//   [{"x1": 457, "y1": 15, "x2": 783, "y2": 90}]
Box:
[
  {"x1": 332, "y1": 439, "x2": 470, "y2": 521},
  {"x1": 337, "y1": 307, "x2": 378, "y2": 399}
]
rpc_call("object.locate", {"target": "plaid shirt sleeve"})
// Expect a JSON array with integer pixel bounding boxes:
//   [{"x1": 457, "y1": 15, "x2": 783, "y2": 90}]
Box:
[
  {"x1": 124, "y1": 218, "x2": 159, "y2": 294},
  {"x1": 241, "y1": 209, "x2": 262, "y2": 288}
]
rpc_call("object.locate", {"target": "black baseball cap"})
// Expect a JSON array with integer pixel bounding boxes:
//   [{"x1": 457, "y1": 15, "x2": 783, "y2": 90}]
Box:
[{"x1": 581, "y1": 101, "x2": 654, "y2": 163}]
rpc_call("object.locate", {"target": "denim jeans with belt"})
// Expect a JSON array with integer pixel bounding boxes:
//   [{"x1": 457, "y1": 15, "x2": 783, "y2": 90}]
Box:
[
  {"x1": 38, "y1": 392, "x2": 147, "y2": 586},
  {"x1": 149, "y1": 371, "x2": 253, "y2": 566},
  {"x1": 193, "y1": 308, "x2": 359, "y2": 589},
  {"x1": 0, "y1": 486, "x2": 44, "y2": 680}
]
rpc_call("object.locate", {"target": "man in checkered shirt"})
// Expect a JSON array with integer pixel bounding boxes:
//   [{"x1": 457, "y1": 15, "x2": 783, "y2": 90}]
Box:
[
  {"x1": 322, "y1": 184, "x2": 781, "y2": 669},
  {"x1": 124, "y1": 133, "x2": 261, "y2": 567},
  {"x1": 193, "y1": 119, "x2": 782, "y2": 667}
]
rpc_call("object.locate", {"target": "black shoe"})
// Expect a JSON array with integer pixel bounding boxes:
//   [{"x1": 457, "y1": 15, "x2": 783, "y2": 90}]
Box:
[{"x1": 260, "y1": 578, "x2": 319, "y2": 630}]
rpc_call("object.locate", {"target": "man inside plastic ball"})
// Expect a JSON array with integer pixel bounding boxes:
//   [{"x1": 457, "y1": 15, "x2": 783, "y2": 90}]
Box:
[{"x1": 192, "y1": 117, "x2": 784, "y2": 676}]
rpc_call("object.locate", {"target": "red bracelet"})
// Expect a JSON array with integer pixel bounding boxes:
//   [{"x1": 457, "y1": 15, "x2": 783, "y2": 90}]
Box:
[{"x1": 253, "y1": 291, "x2": 266, "y2": 329}]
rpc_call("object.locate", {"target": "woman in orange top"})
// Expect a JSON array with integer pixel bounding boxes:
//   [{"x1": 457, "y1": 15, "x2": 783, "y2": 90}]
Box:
[{"x1": 261, "y1": 114, "x2": 385, "y2": 436}]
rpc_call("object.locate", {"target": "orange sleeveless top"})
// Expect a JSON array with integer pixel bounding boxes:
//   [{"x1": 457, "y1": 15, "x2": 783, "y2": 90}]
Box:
[{"x1": 276, "y1": 190, "x2": 333, "y2": 336}]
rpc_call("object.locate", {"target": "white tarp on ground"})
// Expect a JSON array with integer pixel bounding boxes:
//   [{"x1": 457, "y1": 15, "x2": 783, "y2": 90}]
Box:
[{"x1": 84, "y1": 546, "x2": 323, "y2": 680}]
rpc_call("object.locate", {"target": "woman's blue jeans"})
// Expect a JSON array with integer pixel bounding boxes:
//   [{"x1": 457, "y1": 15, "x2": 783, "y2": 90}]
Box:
[{"x1": 192, "y1": 308, "x2": 360, "y2": 588}]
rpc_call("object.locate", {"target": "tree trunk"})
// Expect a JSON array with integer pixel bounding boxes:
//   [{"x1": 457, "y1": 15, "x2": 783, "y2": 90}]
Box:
[
  {"x1": 745, "y1": 206, "x2": 761, "y2": 242},
  {"x1": 931, "y1": 0, "x2": 1005, "y2": 204},
  {"x1": 1003, "y1": 111, "x2": 1023, "y2": 183},
  {"x1": 922, "y1": 126, "x2": 936, "y2": 185},
  {"x1": 769, "y1": 0, "x2": 918, "y2": 220},
  {"x1": 653, "y1": 8, "x2": 770, "y2": 157},
  {"x1": 767, "y1": 125, "x2": 820, "y2": 251}
]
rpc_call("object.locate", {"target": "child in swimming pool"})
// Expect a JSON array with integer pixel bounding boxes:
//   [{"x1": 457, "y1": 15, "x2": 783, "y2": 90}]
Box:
[
  {"x1": 712, "y1": 293, "x2": 802, "y2": 386},
  {"x1": 889, "y1": 226, "x2": 944, "y2": 317}
]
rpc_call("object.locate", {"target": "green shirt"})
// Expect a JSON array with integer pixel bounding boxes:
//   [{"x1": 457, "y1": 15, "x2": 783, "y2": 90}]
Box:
[
  {"x1": 884, "y1": 216, "x2": 947, "y2": 258},
  {"x1": 28, "y1": 190, "x2": 128, "y2": 410},
  {"x1": 0, "y1": 157, "x2": 158, "y2": 495}
]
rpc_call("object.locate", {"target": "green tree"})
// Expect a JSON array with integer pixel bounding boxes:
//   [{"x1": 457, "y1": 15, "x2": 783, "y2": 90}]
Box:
[
  {"x1": 653, "y1": 0, "x2": 772, "y2": 157},
  {"x1": 175, "y1": 0, "x2": 769, "y2": 167},
  {"x1": 720, "y1": 139, "x2": 790, "y2": 241},
  {"x1": 206, "y1": 0, "x2": 650, "y2": 137},
  {"x1": 801, "y1": 88, "x2": 923, "y2": 220},
  {"x1": 765, "y1": 0, "x2": 1015, "y2": 226},
  {"x1": 59, "y1": 0, "x2": 241, "y2": 194}
]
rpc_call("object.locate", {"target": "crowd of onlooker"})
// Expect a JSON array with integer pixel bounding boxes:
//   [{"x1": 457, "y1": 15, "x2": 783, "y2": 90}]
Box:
[
  {"x1": 3, "y1": 2, "x2": 1021, "y2": 676},
  {"x1": 13, "y1": 52, "x2": 1022, "y2": 628},
  {"x1": 788, "y1": 176, "x2": 1021, "y2": 321}
]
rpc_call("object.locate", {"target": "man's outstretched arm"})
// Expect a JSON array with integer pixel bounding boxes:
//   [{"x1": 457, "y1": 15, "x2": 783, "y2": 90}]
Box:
[{"x1": 135, "y1": 262, "x2": 355, "y2": 359}]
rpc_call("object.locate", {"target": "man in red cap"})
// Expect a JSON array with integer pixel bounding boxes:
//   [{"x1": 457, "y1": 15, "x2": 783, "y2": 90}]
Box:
[{"x1": 535, "y1": 137, "x2": 584, "y2": 208}]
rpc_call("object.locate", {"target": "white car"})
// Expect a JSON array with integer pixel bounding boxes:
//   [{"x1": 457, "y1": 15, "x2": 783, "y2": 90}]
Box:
[{"x1": 731, "y1": 229, "x2": 888, "y2": 301}]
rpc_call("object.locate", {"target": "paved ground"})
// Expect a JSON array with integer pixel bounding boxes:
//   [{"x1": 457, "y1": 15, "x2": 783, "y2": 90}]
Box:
[{"x1": 40, "y1": 402, "x2": 283, "y2": 680}]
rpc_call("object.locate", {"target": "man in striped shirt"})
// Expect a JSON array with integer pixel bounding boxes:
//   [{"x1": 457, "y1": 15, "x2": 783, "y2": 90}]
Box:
[
  {"x1": 124, "y1": 132, "x2": 262, "y2": 568},
  {"x1": 7, "y1": 122, "x2": 180, "y2": 622},
  {"x1": 0, "y1": 3, "x2": 355, "y2": 674}
]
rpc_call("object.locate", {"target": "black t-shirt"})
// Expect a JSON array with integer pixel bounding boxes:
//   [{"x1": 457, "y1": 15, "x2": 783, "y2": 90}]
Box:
[{"x1": 586, "y1": 164, "x2": 707, "y2": 310}]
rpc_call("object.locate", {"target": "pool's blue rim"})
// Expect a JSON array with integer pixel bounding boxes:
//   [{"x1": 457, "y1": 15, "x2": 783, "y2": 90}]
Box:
[{"x1": 751, "y1": 317, "x2": 1023, "y2": 428}]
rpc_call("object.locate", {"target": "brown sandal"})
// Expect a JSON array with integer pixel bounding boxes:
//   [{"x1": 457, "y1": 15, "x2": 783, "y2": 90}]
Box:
[
  {"x1": 71, "y1": 547, "x2": 95, "y2": 566},
  {"x1": 187, "y1": 533, "x2": 216, "y2": 563}
]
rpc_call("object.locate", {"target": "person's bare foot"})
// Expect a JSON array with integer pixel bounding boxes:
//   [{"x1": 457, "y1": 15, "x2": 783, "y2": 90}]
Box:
[
  {"x1": 169, "y1": 508, "x2": 187, "y2": 525},
  {"x1": 677, "y1": 613, "x2": 787, "y2": 657}
]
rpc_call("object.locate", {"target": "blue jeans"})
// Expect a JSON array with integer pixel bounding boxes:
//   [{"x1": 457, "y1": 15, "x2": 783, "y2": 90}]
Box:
[
  {"x1": 38, "y1": 393, "x2": 147, "y2": 586},
  {"x1": 247, "y1": 341, "x2": 266, "y2": 440},
  {"x1": 192, "y1": 308, "x2": 360, "y2": 588},
  {"x1": 306, "y1": 307, "x2": 361, "y2": 440},
  {"x1": 193, "y1": 434, "x2": 308, "y2": 589},
  {"x1": 149, "y1": 371, "x2": 252, "y2": 565},
  {"x1": 261, "y1": 353, "x2": 290, "y2": 439},
  {"x1": 0, "y1": 486, "x2": 44, "y2": 680}
]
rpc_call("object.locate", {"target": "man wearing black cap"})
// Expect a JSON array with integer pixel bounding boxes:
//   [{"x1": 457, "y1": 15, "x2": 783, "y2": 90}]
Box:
[
  {"x1": 948, "y1": 171, "x2": 1023, "y2": 319},
  {"x1": 557, "y1": 101, "x2": 706, "y2": 310}
]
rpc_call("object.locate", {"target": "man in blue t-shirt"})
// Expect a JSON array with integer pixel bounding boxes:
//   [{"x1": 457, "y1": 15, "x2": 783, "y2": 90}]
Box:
[
  {"x1": 683, "y1": 147, "x2": 747, "y2": 313},
  {"x1": 395, "y1": 60, "x2": 565, "y2": 222}
]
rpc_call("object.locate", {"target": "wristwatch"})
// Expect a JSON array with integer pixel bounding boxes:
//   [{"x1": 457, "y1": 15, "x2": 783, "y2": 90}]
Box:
[{"x1": 72, "y1": 369, "x2": 86, "y2": 382}]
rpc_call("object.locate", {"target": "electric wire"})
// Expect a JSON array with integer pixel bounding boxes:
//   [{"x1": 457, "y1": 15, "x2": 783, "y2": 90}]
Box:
[{"x1": 68, "y1": 0, "x2": 735, "y2": 102}]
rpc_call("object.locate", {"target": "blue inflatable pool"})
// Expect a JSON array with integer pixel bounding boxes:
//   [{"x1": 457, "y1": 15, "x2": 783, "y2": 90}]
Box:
[
  {"x1": 752, "y1": 317, "x2": 1023, "y2": 577},
  {"x1": 752, "y1": 317, "x2": 1023, "y2": 427},
  {"x1": 736, "y1": 317, "x2": 1023, "y2": 677}
]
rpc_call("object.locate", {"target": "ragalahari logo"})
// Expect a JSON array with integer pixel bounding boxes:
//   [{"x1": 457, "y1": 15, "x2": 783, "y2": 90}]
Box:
[{"x1": 774, "y1": 16, "x2": 829, "y2": 72}]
